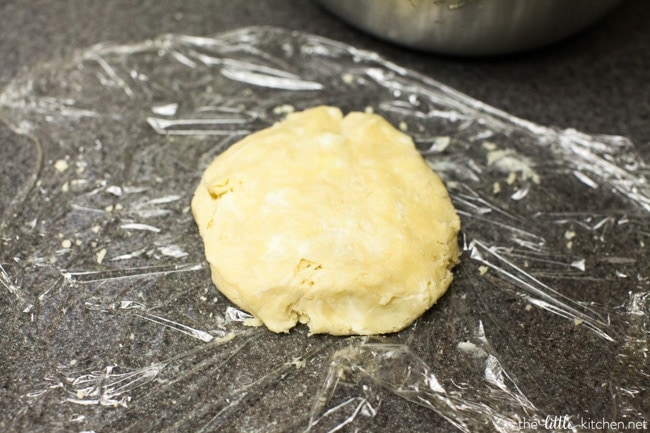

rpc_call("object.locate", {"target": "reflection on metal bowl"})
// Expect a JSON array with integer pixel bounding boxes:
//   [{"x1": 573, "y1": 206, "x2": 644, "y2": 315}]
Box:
[{"x1": 317, "y1": 0, "x2": 624, "y2": 55}]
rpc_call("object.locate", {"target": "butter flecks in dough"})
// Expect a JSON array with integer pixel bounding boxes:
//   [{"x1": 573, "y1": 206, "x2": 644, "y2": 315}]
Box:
[{"x1": 191, "y1": 106, "x2": 460, "y2": 335}]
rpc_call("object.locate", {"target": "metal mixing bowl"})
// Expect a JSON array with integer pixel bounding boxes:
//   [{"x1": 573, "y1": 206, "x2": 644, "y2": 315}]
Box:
[{"x1": 317, "y1": 0, "x2": 624, "y2": 55}]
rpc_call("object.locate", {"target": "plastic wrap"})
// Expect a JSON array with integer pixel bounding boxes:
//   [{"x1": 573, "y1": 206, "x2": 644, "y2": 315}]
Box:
[{"x1": 0, "y1": 27, "x2": 648, "y2": 432}]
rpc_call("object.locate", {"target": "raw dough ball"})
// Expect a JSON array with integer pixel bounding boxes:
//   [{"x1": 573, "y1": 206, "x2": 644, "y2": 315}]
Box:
[{"x1": 192, "y1": 106, "x2": 460, "y2": 335}]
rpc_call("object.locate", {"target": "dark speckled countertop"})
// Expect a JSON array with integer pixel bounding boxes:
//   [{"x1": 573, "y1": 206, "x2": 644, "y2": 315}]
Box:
[
  {"x1": 1, "y1": 1, "x2": 649, "y2": 432},
  {"x1": 1, "y1": 1, "x2": 648, "y2": 149}
]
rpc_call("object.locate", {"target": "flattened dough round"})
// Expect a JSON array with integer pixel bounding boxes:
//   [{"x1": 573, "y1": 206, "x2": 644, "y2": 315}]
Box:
[{"x1": 192, "y1": 106, "x2": 460, "y2": 335}]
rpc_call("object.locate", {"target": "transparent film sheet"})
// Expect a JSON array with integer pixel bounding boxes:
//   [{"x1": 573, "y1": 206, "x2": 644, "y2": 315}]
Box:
[{"x1": 0, "y1": 27, "x2": 648, "y2": 432}]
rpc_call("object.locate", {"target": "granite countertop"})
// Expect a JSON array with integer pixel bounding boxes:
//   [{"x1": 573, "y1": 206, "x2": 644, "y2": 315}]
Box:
[
  {"x1": 1, "y1": 1, "x2": 648, "y2": 432},
  {"x1": 1, "y1": 1, "x2": 648, "y2": 149}
]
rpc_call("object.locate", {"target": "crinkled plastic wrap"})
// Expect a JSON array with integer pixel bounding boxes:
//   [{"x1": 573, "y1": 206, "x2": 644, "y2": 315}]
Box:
[{"x1": 1, "y1": 27, "x2": 648, "y2": 432}]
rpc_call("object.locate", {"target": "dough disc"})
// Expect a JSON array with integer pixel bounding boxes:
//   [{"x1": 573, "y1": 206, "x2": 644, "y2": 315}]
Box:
[{"x1": 192, "y1": 106, "x2": 460, "y2": 335}]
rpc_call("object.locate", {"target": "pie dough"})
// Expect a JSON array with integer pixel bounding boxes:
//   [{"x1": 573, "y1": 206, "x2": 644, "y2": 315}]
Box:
[{"x1": 191, "y1": 106, "x2": 460, "y2": 335}]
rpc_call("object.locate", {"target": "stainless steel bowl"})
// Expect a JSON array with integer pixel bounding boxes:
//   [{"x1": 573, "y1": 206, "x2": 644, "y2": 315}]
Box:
[{"x1": 317, "y1": 0, "x2": 624, "y2": 55}]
